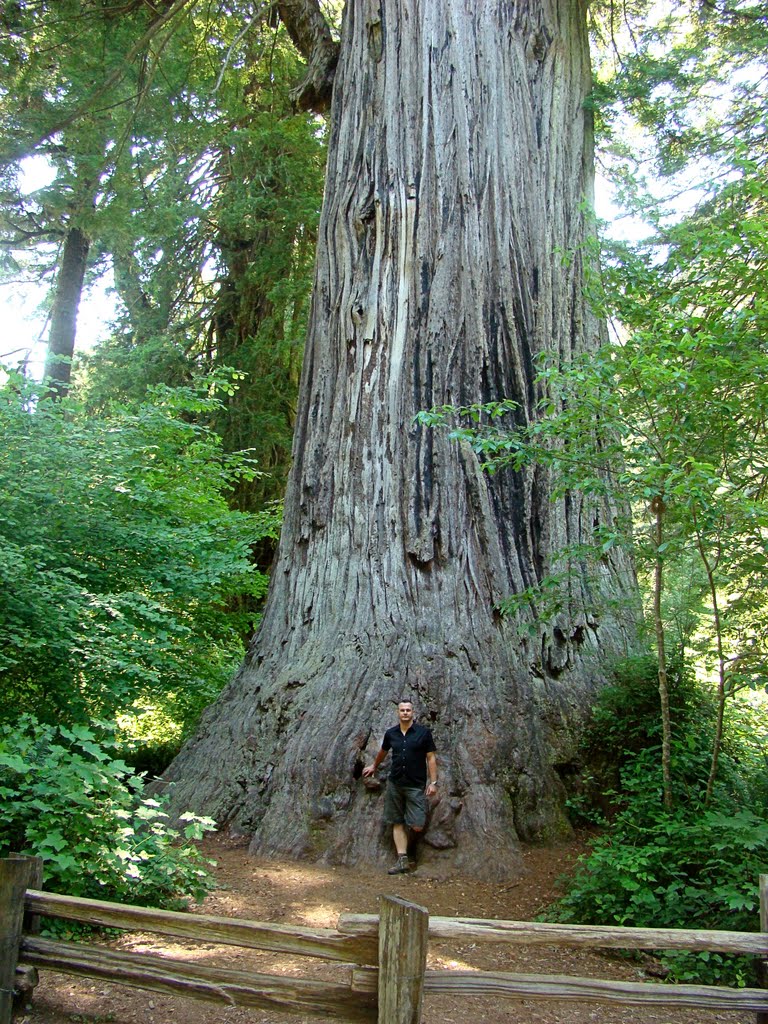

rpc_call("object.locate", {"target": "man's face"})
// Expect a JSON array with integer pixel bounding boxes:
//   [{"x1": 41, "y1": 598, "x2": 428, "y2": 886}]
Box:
[{"x1": 398, "y1": 702, "x2": 414, "y2": 725}]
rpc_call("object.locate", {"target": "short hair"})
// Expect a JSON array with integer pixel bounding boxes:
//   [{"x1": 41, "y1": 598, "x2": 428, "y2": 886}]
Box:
[{"x1": 397, "y1": 698, "x2": 414, "y2": 707}]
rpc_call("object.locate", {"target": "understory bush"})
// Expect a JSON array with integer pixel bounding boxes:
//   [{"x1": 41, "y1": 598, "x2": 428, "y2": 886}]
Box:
[
  {"x1": 0, "y1": 716, "x2": 216, "y2": 910},
  {"x1": 556, "y1": 657, "x2": 768, "y2": 986}
]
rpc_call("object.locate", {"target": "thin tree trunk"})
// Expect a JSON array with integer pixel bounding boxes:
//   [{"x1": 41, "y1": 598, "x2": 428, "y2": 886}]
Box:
[
  {"x1": 112, "y1": 248, "x2": 154, "y2": 337},
  {"x1": 44, "y1": 226, "x2": 90, "y2": 398},
  {"x1": 693, "y1": 511, "x2": 726, "y2": 807},
  {"x1": 652, "y1": 496, "x2": 673, "y2": 811},
  {"x1": 162, "y1": 0, "x2": 637, "y2": 878}
]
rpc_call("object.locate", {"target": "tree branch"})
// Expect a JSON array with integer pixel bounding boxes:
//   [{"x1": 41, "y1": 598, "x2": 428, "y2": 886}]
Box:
[{"x1": 275, "y1": 0, "x2": 340, "y2": 112}]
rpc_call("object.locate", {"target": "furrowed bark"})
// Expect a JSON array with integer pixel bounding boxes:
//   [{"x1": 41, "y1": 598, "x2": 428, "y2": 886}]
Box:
[{"x1": 162, "y1": 0, "x2": 637, "y2": 879}]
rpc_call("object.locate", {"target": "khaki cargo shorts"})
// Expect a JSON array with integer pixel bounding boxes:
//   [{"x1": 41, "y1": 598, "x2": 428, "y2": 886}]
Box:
[{"x1": 383, "y1": 780, "x2": 427, "y2": 828}]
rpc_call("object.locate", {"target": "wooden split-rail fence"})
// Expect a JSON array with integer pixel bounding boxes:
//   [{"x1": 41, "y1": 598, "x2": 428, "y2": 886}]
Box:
[{"x1": 2, "y1": 856, "x2": 768, "y2": 1024}]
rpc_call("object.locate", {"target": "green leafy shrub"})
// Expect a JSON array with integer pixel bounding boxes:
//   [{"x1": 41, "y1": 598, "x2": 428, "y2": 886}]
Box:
[
  {"x1": 0, "y1": 716, "x2": 216, "y2": 909},
  {"x1": 556, "y1": 659, "x2": 768, "y2": 985},
  {"x1": 582, "y1": 655, "x2": 708, "y2": 754},
  {"x1": 566, "y1": 655, "x2": 716, "y2": 825},
  {"x1": 556, "y1": 799, "x2": 768, "y2": 985}
]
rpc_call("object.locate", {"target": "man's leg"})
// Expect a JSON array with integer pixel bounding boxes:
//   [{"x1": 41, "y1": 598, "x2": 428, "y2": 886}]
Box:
[
  {"x1": 388, "y1": 824, "x2": 411, "y2": 873},
  {"x1": 402, "y1": 788, "x2": 428, "y2": 868},
  {"x1": 384, "y1": 783, "x2": 411, "y2": 874},
  {"x1": 409, "y1": 823, "x2": 423, "y2": 859},
  {"x1": 392, "y1": 823, "x2": 408, "y2": 855},
  {"x1": 387, "y1": 829, "x2": 411, "y2": 873}
]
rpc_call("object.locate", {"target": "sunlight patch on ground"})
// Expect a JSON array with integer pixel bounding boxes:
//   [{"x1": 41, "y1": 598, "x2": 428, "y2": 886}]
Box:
[
  {"x1": 121, "y1": 938, "x2": 223, "y2": 962},
  {"x1": 432, "y1": 955, "x2": 481, "y2": 971},
  {"x1": 297, "y1": 903, "x2": 342, "y2": 927}
]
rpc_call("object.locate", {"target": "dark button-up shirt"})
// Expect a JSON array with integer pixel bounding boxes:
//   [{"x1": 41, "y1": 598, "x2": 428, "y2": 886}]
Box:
[{"x1": 382, "y1": 723, "x2": 436, "y2": 787}]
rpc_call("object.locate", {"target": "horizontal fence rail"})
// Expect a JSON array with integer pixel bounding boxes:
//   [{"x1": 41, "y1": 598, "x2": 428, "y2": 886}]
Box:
[
  {"x1": 21, "y1": 935, "x2": 377, "y2": 1022},
  {"x1": 426, "y1": 970, "x2": 768, "y2": 1012},
  {"x1": 3, "y1": 857, "x2": 768, "y2": 1024},
  {"x1": 350, "y1": 966, "x2": 768, "y2": 1012},
  {"x1": 24, "y1": 889, "x2": 379, "y2": 964},
  {"x1": 338, "y1": 912, "x2": 768, "y2": 955}
]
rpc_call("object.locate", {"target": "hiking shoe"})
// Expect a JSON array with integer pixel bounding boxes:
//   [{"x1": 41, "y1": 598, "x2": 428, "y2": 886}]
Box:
[{"x1": 387, "y1": 854, "x2": 411, "y2": 875}]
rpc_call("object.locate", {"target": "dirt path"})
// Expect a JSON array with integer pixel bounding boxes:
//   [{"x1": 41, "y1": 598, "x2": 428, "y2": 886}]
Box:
[{"x1": 20, "y1": 834, "x2": 753, "y2": 1024}]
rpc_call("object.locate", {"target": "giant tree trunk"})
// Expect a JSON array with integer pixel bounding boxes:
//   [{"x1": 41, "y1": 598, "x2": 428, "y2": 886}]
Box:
[{"x1": 163, "y1": 0, "x2": 637, "y2": 878}]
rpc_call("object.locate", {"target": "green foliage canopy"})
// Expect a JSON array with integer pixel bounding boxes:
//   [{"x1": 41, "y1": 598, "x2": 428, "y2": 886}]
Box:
[
  {"x1": 1, "y1": 1, "x2": 326, "y2": 508},
  {"x1": 0, "y1": 367, "x2": 278, "y2": 730}
]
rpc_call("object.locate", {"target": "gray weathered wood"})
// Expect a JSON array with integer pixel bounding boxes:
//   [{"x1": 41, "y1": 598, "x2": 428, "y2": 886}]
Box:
[
  {"x1": 377, "y1": 897, "x2": 428, "y2": 1024},
  {"x1": 338, "y1": 911, "x2": 768, "y2": 955},
  {"x1": 25, "y1": 889, "x2": 377, "y2": 964},
  {"x1": 348, "y1": 965, "x2": 768, "y2": 1012},
  {"x1": 9, "y1": 857, "x2": 43, "y2": 1012},
  {"x1": 423, "y1": 969, "x2": 768, "y2": 1011},
  {"x1": 758, "y1": 873, "x2": 768, "y2": 1024},
  {"x1": 10, "y1": 855, "x2": 43, "y2": 937},
  {"x1": 0, "y1": 859, "x2": 32, "y2": 1024},
  {"x1": 20, "y1": 936, "x2": 376, "y2": 1022},
  {"x1": 159, "y1": 0, "x2": 638, "y2": 879},
  {"x1": 351, "y1": 965, "x2": 377, "y2": 992}
]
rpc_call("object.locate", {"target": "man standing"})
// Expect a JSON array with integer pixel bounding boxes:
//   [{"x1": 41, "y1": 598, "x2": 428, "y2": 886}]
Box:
[{"x1": 362, "y1": 700, "x2": 438, "y2": 874}]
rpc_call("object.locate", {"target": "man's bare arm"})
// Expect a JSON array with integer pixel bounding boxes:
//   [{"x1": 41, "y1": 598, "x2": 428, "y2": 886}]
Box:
[{"x1": 362, "y1": 748, "x2": 388, "y2": 777}]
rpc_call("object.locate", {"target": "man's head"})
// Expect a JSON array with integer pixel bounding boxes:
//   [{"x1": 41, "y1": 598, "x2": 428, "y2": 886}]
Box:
[{"x1": 397, "y1": 700, "x2": 414, "y2": 727}]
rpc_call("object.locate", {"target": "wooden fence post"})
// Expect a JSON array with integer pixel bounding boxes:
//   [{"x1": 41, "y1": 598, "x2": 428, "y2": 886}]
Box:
[
  {"x1": 10, "y1": 855, "x2": 43, "y2": 1012},
  {"x1": 0, "y1": 858, "x2": 34, "y2": 1024},
  {"x1": 377, "y1": 897, "x2": 429, "y2": 1024},
  {"x1": 758, "y1": 874, "x2": 768, "y2": 1024}
]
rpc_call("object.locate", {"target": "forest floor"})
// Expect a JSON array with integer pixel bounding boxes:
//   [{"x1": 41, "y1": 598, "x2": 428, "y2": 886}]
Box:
[{"x1": 19, "y1": 832, "x2": 754, "y2": 1024}]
